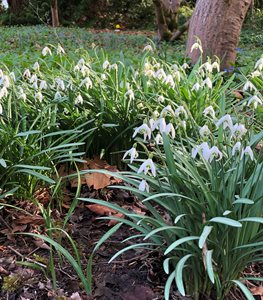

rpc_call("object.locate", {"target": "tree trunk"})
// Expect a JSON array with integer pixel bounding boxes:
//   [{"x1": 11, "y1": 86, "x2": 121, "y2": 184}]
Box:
[
  {"x1": 7, "y1": 0, "x2": 25, "y2": 15},
  {"x1": 186, "y1": 0, "x2": 252, "y2": 70},
  {"x1": 51, "y1": 0, "x2": 59, "y2": 27}
]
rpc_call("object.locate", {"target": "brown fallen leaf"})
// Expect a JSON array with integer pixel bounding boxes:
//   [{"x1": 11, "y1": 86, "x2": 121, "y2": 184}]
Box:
[
  {"x1": 86, "y1": 204, "x2": 117, "y2": 216},
  {"x1": 251, "y1": 286, "x2": 263, "y2": 298},
  {"x1": 15, "y1": 214, "x2": 44, "y2": 225}
]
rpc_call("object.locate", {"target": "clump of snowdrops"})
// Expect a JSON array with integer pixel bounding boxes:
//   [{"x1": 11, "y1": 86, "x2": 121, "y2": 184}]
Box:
[{"x1": 80, "y1": 53, "x2": 263, "y2": 299}]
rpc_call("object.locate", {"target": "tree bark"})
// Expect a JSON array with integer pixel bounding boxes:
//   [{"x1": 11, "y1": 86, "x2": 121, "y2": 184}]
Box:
[
  {"x1": 7, "y1": 0, "x2": 25, "y2": 15},
  {"x1": 186, "y1": 0, "x2": 252, "y2": 70},
  {"x1": 51, "y1": 0, "x2": 59, "y2": 27}
]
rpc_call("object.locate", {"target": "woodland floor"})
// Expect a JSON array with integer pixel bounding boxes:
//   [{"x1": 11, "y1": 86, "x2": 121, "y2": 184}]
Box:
[{"x1": 0, "y1": 161, "x2": 262, "y2": 300}]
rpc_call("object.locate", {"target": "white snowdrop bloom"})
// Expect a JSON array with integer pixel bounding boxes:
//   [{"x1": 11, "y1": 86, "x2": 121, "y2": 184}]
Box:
[
  {"x1": 0, "y1": 103, "x2": 3, "y2": 115},
  {"x1": 144, "y1": 62, "x2": 152, "y2": 70},
  {"x1": 164, "y1": 75, "x2": 175, "y2": 88},
  {"x1": 155, "y1": 68, "x2": 166, "y2": 80},
  {"x1": 23, "y1": 69, "x2": 31, "y2": 78},
  {"x1": 73, "y1": 65, "x2": 80, "y2": 73},
  {"x1": 101, "y1": 73, "x2": 107, "y2": 81},
  {"x1": 160, "y1": 105, "x2": 175, "y2": 117},
  {"x1": 154, "y1": 63, "x2": 161, "y2": 69},
  {"x1": 199, "y1": 125, "x2": 211, "y2": 138},
  {"x1": 230, "y1": 123, "x2": 247, "y2": 139},
  {"x1": 216, "y1": 114, "x2": 233, "y2": 130},
  {"x1": 133, "y1": 124, "x2": 151, "y2": 141},
  {"x1": 182, "y1": 63, "x2": 190, "y2": 69},
  {"x1": 75, "y1": 94, "x2": 84, "y2": 105},
  {"x1": 102, "y1": 60, "x2": 110, "y2": 70},
  {"x1": 247, "y1": 95, "x2": 262, "y2": 109},
  {"x1": 251, "y1": 70, "x2": 261, "y2": 78},
  {"x1": 206, "y1": 146, "x2": 223, "y2": 162},
  {"x1": 153, "y1": 117, "x2": 167, "y2": 132},
  {"x1": 19, "y1": 92, "x2": 27, "y2": 101},
  {"x1": 124, "y1": 89, "x2": 135, "y2": 100},
  {"x1": 57, "y1": 44, "x2": 65, "y2": 54},
  {"x1": 144, "y1": 69, "x2": 155, "y2": 77},
  {"x1": 54, "y1": 91, "x2": 62, "y2": 100},
  {"x1": 200, "y1": 62, "x2": 213, "y2": 73},
  {"x1": 178, "y1": 120, "x2": 186, "y2": 130},
  {"x1": 139, "y1": 180, "x2": 149, "y2": 192},
  {"x1": 171, "y1": 64, "x2": 179, "y2": 71},
  {"x1": 9, "y1": 72, "x2": 16, "y2": 82},
  {"x1": 202, "y1": 77, "x2": 213, "y2": 89},
  {"x1": 212, "y1": 61, "x2": 220, "y2": 72},
  {"x1": 42, "y1": 46, "x2": 52, "y2": 56},
  {"x1": 143, "y1": 45, "x2": 153, "y2": 52},
  {"x1": 175, "y1": 106, "x2": 187, "y2": 119},
  {"x1": 232, "y1": 142, "x2": 242, "y2": 156},
  {"x1": 155, "y1": 133, "x2": 163, "y2": 145},
  {"x1": 243, "y1": 80, "x2": 256, "y2": 92},
  {"x1": 164, "y1": 123, "x2": 176, "y2": 138},
  {"x1": 0, "y1": 87, "x2": 8, "y2": 99},
  {"x1": 0, "y1": 69, "x2": 3, "y2": 77},
  {"x1": 80, "y1": 77, "x2": 93, "y2": 89},
  {"x1": 39, "y1": 80, "x2": 48, "y2": 90},
  {"x1": 137, "y1": 158, "x2": 156, "y2": 177},
  {"x1": 77, "y1": 58, "x2": 85, "y2": 67},
  {"x1": 149, "y1": 118, "x2": 156, "y2": 131},
  {"x1": 158, "y1": 95, "x2": 165, "y2": 103},
  {"x1": 56, "y1": 79, "x2": 65, "y2": 91},
  {"x1": 33, "y1": 62, "x2": 40, "y2": 71},
  {"x1": 32, "y1": 81, "x2": 38, "y2": 90},
  {"x1": 0, "y1": 75, "x2": 10, "y2": 88},
  {"x1": 241, "y1": 146, "x2": 254, "y2": 161},
  {"x1": 190, "y1": 42, "x2": 203, "y2": 54},
  {"x1": 80, "y1": 65, "x2": 90, "y2": 77},
  {"x1": 35, "y1": 91, "x2": 43, "y2": 102},
  {"x1": 29, "y1": 74, "x2": 38, "y2": 84},
  {"x1": 122, "y1": 147, "x2": 139, "y2": 164},
  {"x1": 109, "y1": 63, "x2": 118, "y2": 70},
  {"x1": 255, "y1": 57, "x2": 263, "y2": 71},
  {"x1": 203, "y1": 106, "x2": 216, "y2": 119},
  {"x1": 191, "y1": 82, "x2": 201, "y2": 92},
  {"x1": 192, "y1": 142, "x2": 210, "y2": 159}
]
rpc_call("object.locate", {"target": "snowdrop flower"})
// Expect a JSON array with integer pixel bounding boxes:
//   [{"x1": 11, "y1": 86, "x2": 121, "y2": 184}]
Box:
[
  {"x1": 173, "y1": 70, "x2": 181, "y2": 82},
  {"x1": 80, "y1": 65, "x2": 90, "y2": 77},
  {"x1": 80, "y1": 77, "x2": 93, "y2": 89},
  {"x1": 182, "y1": 63, "x2": 190, "y2": 69},
  {"x1": 0, "y1": 103, "x2": 2, "y2": 115},
  {"x1": 155, "y1": 68, "x2": 166, "y2": 80},
  {"x1": 124, "y1": 89, "x2": 135, "y2": 100},
  {"x1": 78, "y1": 58, "x2": 85, "y2": 67},
  {"x1": 39, "y1": 80, "x2": 47, "y2": 90},
  {"x1": 0, "y1": 76, "x2": 10, "y2": 88},
  {"x1": 0, "y1": 69, "x2": 3, "y2": 77},
  {"x1": 29, "y1": 74, "x2": 38, "y2": 84},
  {"x1": 102, "y1": 60, "x2": 110, "y2": 70},
  {"x1": 75, "y1": 94, "x2": 84, "y2": 105},
  {"x1": 35, "y1": 91, "x2": 43, "y2": 102},
  {"x1": 192, "y1": 142, "x2": 210, "y2": 159},
  {"x1": 143, "y1": 45, "x2": 153, "y2": 52},
  {"x1": 243, "y1": 80, "x2": 256, "y2": 92},
  {"x1": 191, "y1": 82, "x2": 201, "y2": 92},
  {"x1": 144, "y1": 62, "x2": 152, "y2": 70},
  {"x1": 153, "y1": 118, "x2": 167, "y2": 132},
  {"x1": 241, "y1": 146, "x2": 254, "y2": 161},
  {"x1": 101, "y1": 73, "x2": 107, "y2": 81},
  {"x1": 164, "y1": 123, "x2": 176, "y2": 138},
  {"x1": 9, "y1": 72, "x2": 15, "y2": 82},
  {"x1": 73, "y1": 65, "x2": 80, "y2": 73},
  {"x1": 109, "y1": 63, "x2": 118, "y2": 71},
  {"x1": 251, "y1": 70, "x2": 261, "y2": 78},
  {"x1": 231, "y1": 123, "x2": 247, "y2": 139},
  {"x1": 232, "y1": 142, "x2": 241, "y2": 156},
  {"x1": 33, "y1": 62, "x2": 40, "y2": 71},
  {"x1": 200, "y1": 62, "x2": 213, "y2": 73},
  {"x1": 247, "y1": 95, "x2": 262, "y2": 109},
  {"x1": 160, "y1": 105, "x2": 175, "y2": 117},
  {"x1": 32, "y1": 81, "x2": 38, "y2": 90},
  {"x1": 158, "y1": 95, "x2": 165, "y2": 103},
  {"x1": 207, "y1": 146, "x2": 223, "y2": 162},
  {"x1": 42, "y1": 46, "x2": 52, "y2": 56},
  {"x1": 123, "y1": 147, "x2": 139, "y2": 163},
  {"x1": 23, "y1": 69, "x2": 31, "y2": 78},
  {"x1": 144, "y1": 69, "x2": 155, "y2": 77},
  {"x1": 190, "y1": 42, "x2": 203, "y2": 54},
  {"x1": 216, "y1": 114, "x2": 233, "y2": 130},
  {"x1": 0, "y1": 87, "x2": 8, "y2": 99},
  {"x1": 255, "y1": 57, "x2": 263, "y2": 71},
  {"x1": 19, "y1": 92, "x2": 27, "y2": 101},
  {"x1": 199, "y1": 125, "x2": 211, "y2": 138},
  {"x1": 133, "y1": 124, "x2": 151, "y2": 141},
  {"x1": 203, "y1": 106, "x2": 216, "y2": 120},
  {"x1": 139, "y1": 180, "x2": 149, "y2": 192},
  {"x1": 175, "y1": 106, "x2": 187, "y2": 119},
  {"x1": 137, "y1": 158, "x2": 156, "y2": 177},
  {"x1": 202, "y1": 77, "x2": 213, "y2": 89},
  {"x1": 56, "y1": 78, "x2": 65, "y2": 91},
  {"x1": 212, "y1": 61, "x2": 220, "y2": 72},
  {"x1": 54, "y1": 91, "x2": 62, "y2": 100},
  {"x1": 155, "y1": 133, "x2": 163, "y2": 145},
  {"x1": 164, "y1": 75, "x2": 175, "y2": 88},
  {"x1": 178, "y1": 120, "x2": 186, "y2": 130},
  {"x1": 171, "y1": 64, "x2": 179, "y2": 71},
  {"x1": 57, "y1": 44, "x2": 65, "y2": 55}
]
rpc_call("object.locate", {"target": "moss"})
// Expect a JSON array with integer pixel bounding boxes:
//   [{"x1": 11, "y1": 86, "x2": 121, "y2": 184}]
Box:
[{"x1": 2, "y1": 274, "x2": 22, "y2": 292}]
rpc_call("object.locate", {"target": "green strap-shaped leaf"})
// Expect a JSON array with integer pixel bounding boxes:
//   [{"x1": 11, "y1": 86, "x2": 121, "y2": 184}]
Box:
[
  {"x1": 175, "y1": 254, "x2": 193, "y2": 296},
  {"x1": 233, "y1": 198, "x2": 254, "y2": 205},
  {"x1": 164, "y1": 270, "x2": 176, "y2": 300},
  {"x1": 206, "y1": 250, "x2": 215, "y2": 284},
  {"x1": 164, "y1": 236, "x2": 199, "y2": 255},
  {"x1": 239, "y1": 217, "x2": 263, "y2": 224},
  {"x1": 199, "y1": 226, "x2": 213, "y2": 249},
  {"x1": 231, "y1": 280, "x2": 254, "y2": 300},
  {"x1": 209, "y1": 217, "x2": 242, "y2": 227}
]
